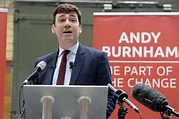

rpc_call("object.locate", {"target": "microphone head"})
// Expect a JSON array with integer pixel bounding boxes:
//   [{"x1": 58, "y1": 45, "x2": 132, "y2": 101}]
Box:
[
  {"x1": 131, "y1": 83, "x2": 168, "y2": 112},
  {"x1": 69, "y1": 61, "x2": 74, "y2": 69},
  {"x1": 36, "y1": 61, "x2": 46, "y2": 71},
  {"x1": 116, "y1": 89, "x2": 128, "y2": 102}
]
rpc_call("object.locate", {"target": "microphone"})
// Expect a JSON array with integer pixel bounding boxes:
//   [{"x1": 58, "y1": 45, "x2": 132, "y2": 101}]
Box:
[
  {"x1": 21, "y1": 61, "x2": 46, "y2": 86},
  {"x1": 107, "y1": 83, "x2": 140, "y2": 113},
  {"x1": 132, "y1": 83, "x2": 179, "y2": 117},
  {"x1": 69, "y1": 61, "x2": 74, "y2": 69}
]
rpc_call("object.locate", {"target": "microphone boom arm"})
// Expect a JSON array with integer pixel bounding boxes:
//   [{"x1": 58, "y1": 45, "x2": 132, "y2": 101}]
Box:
[
  {"x1": 107, "y1": 83, "x2": 140, "y2": 113},
  {"x1": 164, "y1": 105, "x2": 179, "y2": 117}
]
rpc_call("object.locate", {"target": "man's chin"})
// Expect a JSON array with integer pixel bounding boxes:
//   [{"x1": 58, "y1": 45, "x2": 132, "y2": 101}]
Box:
[{"x1": 64, "y1": 39, "x2": 77, "y2": 45}]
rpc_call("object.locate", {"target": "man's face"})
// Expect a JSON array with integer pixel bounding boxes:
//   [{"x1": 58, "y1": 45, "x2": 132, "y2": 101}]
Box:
[{"x1": 52, "y1": 11, "x2": 82, "y2": 48}]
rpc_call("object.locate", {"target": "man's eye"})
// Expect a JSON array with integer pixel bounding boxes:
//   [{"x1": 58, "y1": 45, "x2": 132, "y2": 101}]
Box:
[
  {"x1": 70, "y1": 19, "x2": 76, "y2": 22},
  {"x1": 58, "y1": 19, "x2": 65, "y2": 22}
]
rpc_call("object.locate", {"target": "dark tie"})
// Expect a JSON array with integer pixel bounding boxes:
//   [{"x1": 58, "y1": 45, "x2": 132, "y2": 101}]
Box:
[{"x1": 57, "y1": 50, "x2": 70, "y2": 85}]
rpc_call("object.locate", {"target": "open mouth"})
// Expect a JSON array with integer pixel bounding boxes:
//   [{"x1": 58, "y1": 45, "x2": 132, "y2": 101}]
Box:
[{"x1": 63, "y1": 31, "x2": 72, "y2": 33}]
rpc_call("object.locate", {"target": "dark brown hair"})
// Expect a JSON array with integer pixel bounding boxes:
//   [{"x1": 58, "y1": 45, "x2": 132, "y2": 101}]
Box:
[{"x1": 52, "y1": 3, "x2": 82, "y2": 25}]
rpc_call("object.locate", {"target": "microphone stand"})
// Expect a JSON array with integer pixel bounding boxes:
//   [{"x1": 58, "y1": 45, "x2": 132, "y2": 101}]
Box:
[
  {"x1": 18, "y1": 100, "x2": 25, "y2": 119},
  {"x1": 107, "y1": 84, "x2": 128, "y2": 119},
  {"x1": 160, "y1": 112, "x2": 170, "y2": 119},
  {"x1": 117, "y1": 101, "x2": 128, "y2": 119},
  {"x1": 160, "y1": 106, "x2": 179, "y2": 119},
  {"x1": 18, "y1": 79, "x2": 36, "y2": 119}
]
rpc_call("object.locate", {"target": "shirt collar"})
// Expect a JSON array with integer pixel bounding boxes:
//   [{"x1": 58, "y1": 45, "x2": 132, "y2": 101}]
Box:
[{"x1": 58, "y1": 42, "x2": 79, "y2": 56}]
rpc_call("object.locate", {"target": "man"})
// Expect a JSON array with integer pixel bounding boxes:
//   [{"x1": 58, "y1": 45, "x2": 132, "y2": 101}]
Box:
[{"x1": 33, "y1": 3, "x2": 116, "y2": 118}]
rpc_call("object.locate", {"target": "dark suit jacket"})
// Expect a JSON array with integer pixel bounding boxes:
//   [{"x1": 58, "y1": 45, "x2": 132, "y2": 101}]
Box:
[{"x1": 34, "y1": 43, "x2": 116, "y2": 118}]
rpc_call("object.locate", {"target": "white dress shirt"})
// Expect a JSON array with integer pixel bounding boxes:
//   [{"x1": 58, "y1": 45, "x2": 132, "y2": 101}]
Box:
[{"x1": 52, "y1": 42, "x2": 79, "y2": 85}]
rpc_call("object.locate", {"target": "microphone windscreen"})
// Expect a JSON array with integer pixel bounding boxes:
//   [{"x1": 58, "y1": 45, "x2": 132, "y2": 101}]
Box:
[
  {"x1": 131, "y1": 83, "x2": 168, "y2": 112},
  {"x1": 37, "y1": 61, "x2": 46, "y2": 71}
]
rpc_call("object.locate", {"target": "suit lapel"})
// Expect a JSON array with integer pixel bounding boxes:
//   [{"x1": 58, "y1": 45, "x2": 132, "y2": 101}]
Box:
[
  {"x1": 70, "y1": 44, "x2": 85, "y2": 84},
  {"x1": 43, "y1": 50, "x2": 59, "y2": 85}
]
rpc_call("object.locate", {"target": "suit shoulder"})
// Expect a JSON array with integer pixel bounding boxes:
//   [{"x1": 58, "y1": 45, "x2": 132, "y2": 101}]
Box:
[
  {"x1": 35, "y1": 50, "x2": 58, "y2": 63},
  {"x1": 82, "y1": 45, "x2": 104, "y2": 54}
]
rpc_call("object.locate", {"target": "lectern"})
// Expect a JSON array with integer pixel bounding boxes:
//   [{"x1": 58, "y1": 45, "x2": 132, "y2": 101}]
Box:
[{"x1": 23, "y1": 85, "x2": 108, "y2": 119}]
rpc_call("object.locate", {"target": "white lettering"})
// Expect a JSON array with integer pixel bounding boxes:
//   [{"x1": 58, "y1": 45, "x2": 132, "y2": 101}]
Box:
[
  {"x1": 118, "y1": 32, "x2": 161, "y2": 43},
  {"x1": 102, "y1": 46, "x2": 179, "y2": 58},
  {"x1": 128, "y1": 77, "x2": 176, "y2": 88}
]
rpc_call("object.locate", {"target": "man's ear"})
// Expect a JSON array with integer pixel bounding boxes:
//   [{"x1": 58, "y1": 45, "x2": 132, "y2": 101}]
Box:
[
  {"x1": 79, "y1": 25, "x2": 82, "y2": 33},
  {"x1": 51, "y1": 24, "x2": 55, "y2": 34}
]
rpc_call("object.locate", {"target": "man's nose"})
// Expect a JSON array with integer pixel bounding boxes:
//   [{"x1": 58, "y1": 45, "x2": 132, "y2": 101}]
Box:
[{"x1": 64, "y1": 19, "x2": 71, "y2": 27}]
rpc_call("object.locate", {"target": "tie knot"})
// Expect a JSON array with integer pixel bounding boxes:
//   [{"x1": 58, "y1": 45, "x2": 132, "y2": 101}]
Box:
[{"x1": 63, "y1": 50, "x2": 70, "y2": 56}]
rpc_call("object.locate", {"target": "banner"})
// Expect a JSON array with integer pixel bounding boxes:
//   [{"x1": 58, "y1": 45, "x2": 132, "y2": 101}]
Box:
[
  {"x1": 0, "y1": 8, "x2": 8, "y2": 119},
  {"x1": 93, "y1": 12, "x2": 179, "y2": 119}
]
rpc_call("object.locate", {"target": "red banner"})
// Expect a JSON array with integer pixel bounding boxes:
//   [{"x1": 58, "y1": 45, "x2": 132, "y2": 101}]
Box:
[
  {"x1": 0, "y1": 8, "x2": 8, "y2": 119},
  {"x1": 93, "y1": 12, "x2": 179, "y2": 119}
]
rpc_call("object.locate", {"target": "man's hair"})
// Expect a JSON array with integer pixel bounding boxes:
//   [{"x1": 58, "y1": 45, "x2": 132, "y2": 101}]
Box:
[{"x1": 52, "y1": 3, "x2": 82, "y2": 25}]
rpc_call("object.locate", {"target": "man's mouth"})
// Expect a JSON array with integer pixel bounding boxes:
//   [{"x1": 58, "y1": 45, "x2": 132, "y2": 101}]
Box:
[{"x1": 63, "y1": 31, "x2": 72, "y2": 33}]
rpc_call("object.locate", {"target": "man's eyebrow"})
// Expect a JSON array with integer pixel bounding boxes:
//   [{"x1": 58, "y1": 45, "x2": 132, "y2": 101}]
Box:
[
  {"x1": 69, "y1": 14, "x2": 77, "y2": 18},
  {"x1": 58, "y1": 14, "x2": 65, "y2": 17},
  {"x1": 57, "y1": 14, "x2": 77, "y2": 18}
]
